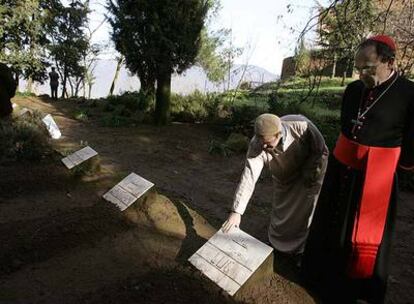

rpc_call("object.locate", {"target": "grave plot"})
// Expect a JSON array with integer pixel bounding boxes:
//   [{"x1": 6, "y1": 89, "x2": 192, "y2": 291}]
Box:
[
  {"x1": 61, "y1": 146, "x2": 98, "y2": 170},
  {"x1": 103, "y1": 173, "x2": 154, "y2": 211},
  {"x1": 189, "y1": 229, "x2": 273, "y2": 296},
  {"x1": 42, "y1": 114, "x2": 61, "y2": 139}
]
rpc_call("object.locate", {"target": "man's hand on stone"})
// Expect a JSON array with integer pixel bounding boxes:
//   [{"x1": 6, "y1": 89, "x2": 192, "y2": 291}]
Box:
[{"x1": 222, "y1": 212, "x2": 241, "y2": 233}]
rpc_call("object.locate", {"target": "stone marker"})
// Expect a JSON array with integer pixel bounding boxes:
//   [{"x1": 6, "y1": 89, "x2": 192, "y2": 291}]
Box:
[
  {"x1": 103, "y1": 173, "x2": 154, "y2": 211},
  {"x1": 18, "y1": 107, "x2": 33, "y2": 117},
  {"x1": 42, "y1": 114, "x2": 61, "y2": 139},
  {"x1": 61, "y1": 146, "x2": 98, "y2": 169},
  {"x1": 188, "y1": 229, "x2": 273, "y2": 296}
]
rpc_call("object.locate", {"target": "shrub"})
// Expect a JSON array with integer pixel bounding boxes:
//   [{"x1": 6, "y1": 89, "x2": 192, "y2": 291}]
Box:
[
  {"x1": 170, "y1": 90, "x2": 212, "y2": 122},
  {"x1": 15, "y1": 91, "x2": 37, "y2": 97},
  {"x1": 225, "y1": 133, "x2": 249, "y2": 153},
  {"x1": 0, "y1": 112, "x2": 52, "y2": 163},
  {"x1": 229, "y1": 104, "x2": 264, "y2": 135},
  {"x1": 73, "y1": 109, "x2": 90, "y2": 121},
  {"x1": 105, "y1": 91, "x2": 152, "y2": 113},
  {"x1": 100, "y1": 91, "x2": 153, "y2": 127}
]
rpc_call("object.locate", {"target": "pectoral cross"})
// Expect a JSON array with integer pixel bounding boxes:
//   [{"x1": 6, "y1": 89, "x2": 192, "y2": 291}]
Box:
[{"x1": 351, "y1": 118, "x2": 363, "y2": 135}]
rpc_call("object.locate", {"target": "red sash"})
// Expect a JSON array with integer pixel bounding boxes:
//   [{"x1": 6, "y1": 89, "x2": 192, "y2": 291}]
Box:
[{"x1": 333, "y1": 133, "x2": 401, "y2": 278}]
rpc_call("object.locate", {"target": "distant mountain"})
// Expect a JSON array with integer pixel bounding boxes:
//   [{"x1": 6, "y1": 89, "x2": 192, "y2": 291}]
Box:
[{"x1": 21, "y1": 60, "x2": 278, "y2": 98}]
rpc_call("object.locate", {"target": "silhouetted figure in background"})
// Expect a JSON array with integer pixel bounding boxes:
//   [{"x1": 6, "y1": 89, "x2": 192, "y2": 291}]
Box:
[
  {"x1": 49, "y1": 67, "x2": 59, "y2": 100},
  {"x1": 0, "y1": 63, "x2": 17, "y2": 118}
]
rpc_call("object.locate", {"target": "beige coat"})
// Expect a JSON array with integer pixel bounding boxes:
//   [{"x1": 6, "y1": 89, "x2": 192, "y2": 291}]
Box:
[{"x1": 232, "y1": 115, "x2": 329, "y2": 253}]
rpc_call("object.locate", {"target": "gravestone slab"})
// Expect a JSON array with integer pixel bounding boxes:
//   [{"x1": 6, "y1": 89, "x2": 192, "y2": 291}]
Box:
[
  {"x1": 42, "y1": 114, "x2": 61, "y2": 139},
  {"x1": 18, "y1": 107, "x2": 33, "y2": 117},
  {"x1": 103, "y1": 173, "x2": 154, "y2": 211},
  {"x1": 188, "y1": 229, "x2": 273, "y2": 296},
  {"x1": 61, "y1": 146, "x2": 98, "y2": 169}
]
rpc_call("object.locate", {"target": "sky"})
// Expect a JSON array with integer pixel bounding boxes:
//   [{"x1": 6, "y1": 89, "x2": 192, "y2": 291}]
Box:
[
  {"x1": 211, "y1": 0, "x2": 319, "y2": 75},
  {"x1": 81, "y1": 1, "x2": 325, "y2": 75}
]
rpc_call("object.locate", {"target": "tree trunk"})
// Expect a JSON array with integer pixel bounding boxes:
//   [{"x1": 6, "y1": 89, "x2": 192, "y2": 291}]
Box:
[
  {"x1": 341, "y1": 57, "x2": 350, "y2": 86},
  {"x1": 139, "y1": 76, "x2": 155, "y2": 113},
  {"x1": 331, "y1": 53, "x2": 337, "y2": 78},
  {"x1": 14, "y1": 71, "x2": 20, "y2": 92},
  {"x1": 61, "y1": 70, "x2": 68, "y2": 99},
  {"x1": 68, "y1": 77, "x2": 74, "y2": 97},
  {"x1": 88, "y1": 83, "x2": 93, "y2": 99},
  {"x1": 74, "y1": 77, "x2": 82, "y2": 97},
  {"x1": 109, "y1": 56, "x2": 124, "y2": 96},
  {"x1": 26, "y1": 76, "x2": 33, "y2": 93},
  {"x1": 227, "y1": 57, "x2": 231, "y2": 91},
  {"x1": 154, "y1": 72, "x2": 171, "y2": 125}
]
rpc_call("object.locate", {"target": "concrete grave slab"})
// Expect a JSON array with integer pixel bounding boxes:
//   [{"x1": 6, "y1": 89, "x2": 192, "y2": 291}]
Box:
[
  {"x1": 42, "y1": 114, "x2": 61, "y2": 139},
  {"x1": 18, "y1": 107, "x2": 33, "y2": 117},
  {"x1": 189, "y1": 229, "x2": 273, "y2": 296},
  {"x1": 61, "y1": 146, "x2": 98, "y2": 169},
  {"x1": 103, "y1": 173, "x2": 154, "y2": 211}
]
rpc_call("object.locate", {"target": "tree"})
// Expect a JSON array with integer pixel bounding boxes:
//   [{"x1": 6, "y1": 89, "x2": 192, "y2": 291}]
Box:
[
  {"x1": 317, "y1": 0, "x2": 377, "y2": 83},
  {"x1": 107, "y1": 0, "x2": 209, "y2": 125},
  {"x1": 221, "y1": 28, "x2": 243, "y2": 91},
  {"x1": 375, "y1": 0, "x2": 414, "y2": 77},
  {"x1": 108, "y1": 55, "x2": 124, "y2": 96},
  {"x1": 78, "y1": 8, "x2": 107, "y2": 98},
  {"x1": 294, "y1": 37, "x2": 311, "y2": 76},
  {"x1": 0, "y1": 0, "x2": 50, "y2": 91},
  {"x1": 298, "y1": 0, "x2": 414, "y2": 78},
  {"x1": 196, "y1": 28, "x2": 228, "y2": 84},
  {"x1": 195, "y1": 0, "x2": 228, "y2": 84},
  {"x1": 46, "y1": 0, "x2": 89, "y2": 98}
]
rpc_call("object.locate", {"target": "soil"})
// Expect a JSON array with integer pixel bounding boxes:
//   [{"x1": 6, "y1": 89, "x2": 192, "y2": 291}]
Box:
[{"x1": 0, "y1": 96, "x2": 413, "y2": 304}]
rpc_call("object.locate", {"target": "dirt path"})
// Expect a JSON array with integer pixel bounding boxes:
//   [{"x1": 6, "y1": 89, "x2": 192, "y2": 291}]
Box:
[{"x1": 1, "y1": 96, "x2": 413, "y2": 303}]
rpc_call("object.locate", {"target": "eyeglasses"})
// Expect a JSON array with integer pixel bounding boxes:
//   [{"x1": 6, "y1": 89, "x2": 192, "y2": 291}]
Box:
[{"x1": 354, "y1": 64, "x2": 380, "y2": 75}]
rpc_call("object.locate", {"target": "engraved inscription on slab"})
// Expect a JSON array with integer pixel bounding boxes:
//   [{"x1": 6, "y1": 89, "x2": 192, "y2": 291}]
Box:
[
  {"x1": 103, "y1": 173, "x2": 154, "y2": 211},
  {"x1": 61, "y1": 146, "x2": 98, "y2": 169},
  {"x1": 188, "y1": 229, "x2": 273, "y2": 296},
  {"x1": 42, "y1": 114, "x2": 61, "y2": 139}
]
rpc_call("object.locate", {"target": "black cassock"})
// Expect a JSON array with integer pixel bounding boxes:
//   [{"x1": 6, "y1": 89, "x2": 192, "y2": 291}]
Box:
[{"x1": 302, "y1": 72, "x2": 414, "y2": 304}]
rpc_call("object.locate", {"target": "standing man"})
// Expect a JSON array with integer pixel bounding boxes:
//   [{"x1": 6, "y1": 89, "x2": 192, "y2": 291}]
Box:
[
  {"x1": 49, "y1": 67, "x2": 59, "y2": 100},
  {"x1": 0, "y1": 62, "x2": 17, "y2": 118},
  {"x1": 302, "y1": 35, "x2": 414, "y2": 303},
  {"x1": 222, "y1": 113, "x2": 329, "y2": 256}
]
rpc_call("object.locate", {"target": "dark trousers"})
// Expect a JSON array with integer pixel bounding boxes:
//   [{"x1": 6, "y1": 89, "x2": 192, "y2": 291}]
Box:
[{"x1": 50, "y1": 84, "x2": 58, "y2": 100}]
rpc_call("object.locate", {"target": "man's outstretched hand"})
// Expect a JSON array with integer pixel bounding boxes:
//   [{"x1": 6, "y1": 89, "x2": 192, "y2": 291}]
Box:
[{"x1": 222, "y1": 212, "x2": 241, "y2": 233}]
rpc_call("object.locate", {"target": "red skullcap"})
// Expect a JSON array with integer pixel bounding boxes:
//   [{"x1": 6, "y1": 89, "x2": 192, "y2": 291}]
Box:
[{"x1": 367, "y1": 35, "x2": 396, "y2": 52}]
